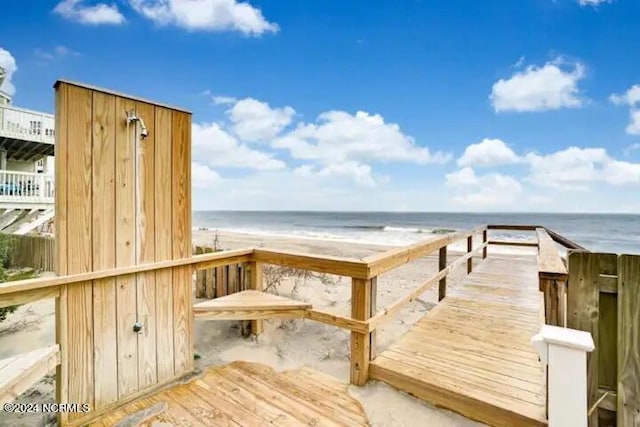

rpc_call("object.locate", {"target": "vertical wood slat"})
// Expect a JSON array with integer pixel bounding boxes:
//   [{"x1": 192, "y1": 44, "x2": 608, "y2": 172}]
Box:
[
  {"x1": 54, "y1": 81, "x2": 69, "y2": 427},
  {"x1": 369, "y1": 277, "x2": 377, "y2": 361},
  {"x1": 617, "y1": 255, "x2": 640, "y2": 427},
  {"x1": 215, "y1": 266, "x2": 224, "y2": 297},
  {"x1": 135, "y1": 101, "x2": 157, "y2": 390},
  {"x1": 540, "y1": 278, "x2": 560, "y2": 326},
  {"x1": 154, "y1": 107, "x2": 174, "y2": 382},
  {"x1": 350, "y1": 278, "x2": 373, "y2": 386},
  {"x1": 171, "y1": 111, "x2": 193, "y2": 375},
  {"x1": 64, "y1": 84, "x2": 94, "y2": 422},
  {"x1": 482, "y1": 229, "x2": 487, "y2": 259},
  {"x1": 438, "y1": 246, "x2": 447, "y2": 301},
  {"x1": 194, "y1": 246, "x2": 205, "y2": 298},
  {"x1": 467, "y1": 235, "x2": 473, "y2": 274},
  {"x1": 228, "y1": 264, "x2": 238, "y2": 295},
  {"x1": 567, "y1": 251, "x2": 601, "y2": 427},
  {"x1": 597, "y1": 254, "x2": 619, "y2": 394},
  {"x1": 248, "y1": 261, "x2": 263, "y2": 335},
  {"x1": 204, "y1": 247, "x2": 215, "y2": 299},
  {"x1": 91, "y1": 91, "x2": 118, "y2": 409},
  {"x1": 115, "y1": 96, "x2": 139, "y2": 399}
]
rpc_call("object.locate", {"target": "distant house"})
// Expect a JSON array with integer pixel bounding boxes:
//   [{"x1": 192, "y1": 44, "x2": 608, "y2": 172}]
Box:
[{"x1": 0, "y1": 66, "x2": 54, "y2": 234}]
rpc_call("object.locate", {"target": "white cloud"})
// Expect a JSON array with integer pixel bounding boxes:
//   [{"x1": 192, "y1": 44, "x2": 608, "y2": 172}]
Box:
[
  {"x1": 626, "y1": 110, "x2": 640, "y2": 135},
  {"x1": 35, "y1": 45, "x2": 80, "y2": 62},
  {"x1": 578, "y1": 0, "x2": 612, "y2": 6},
  {"x1": 610, "y1": 85, "x2": 640, "y2": 107},
  {"x1": 228, "y1": 98, "x2": 295, "y2": 142},
  {"x1": 610, "y1": 85, "x2": 640, "y2": 136},
  {"x1": 295, "y1": 161, "x2": 376, "y2": 187},
  {"x1": 446, "y1": 167, "x2": 522, "y2": 206},
  {"x1": 490, "y1": 58, "x2": 586, "y2": 112},
  {"x1": 0, "y1": 48, "x2": 17, "y2": 96},
  {"x1": 128, "y1": 0, "x2": 278, "y2": 35},
  {"x1": 273, "y1": 110, "x2": 451, "y2": 165},
  {"x1": 457, "y1": 138, "x2": 520, "y2": 167},
  {"x1": 192, "y1": 121, "x2": 286, "y2": 170},
  {"x1": 526, "y1": 147, "x2": 640, "y2": 188},
  {"x1": 192, "y1": 162, "x2": 221, "y2": 187},
  {"x1": 54, "y1": 0, "x2": 126, "y2": 25}
]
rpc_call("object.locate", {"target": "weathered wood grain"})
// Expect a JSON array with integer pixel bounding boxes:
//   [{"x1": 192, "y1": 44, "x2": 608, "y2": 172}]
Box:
[
  {"x1": 115, "y1": 96, "x2": 139, "y2": 398},
  {"x1": 65, "y1": 84, "x2": 95, "y2": 422},
  {"x1": 92, "y1": 362, "x2": 369, "y2": 427},
  {"x1": 370, "y1": 254, "x2": 546, "y2": 427},
  {"x1": 135, "y1": 101, "x2": 157, "y2": 390},
  {"x1": 617, "y1": 255, "x2": 640, "y2": 427},
  {"x1": 247, "y1": 261, "x2": 264, "y2": 335},
  {"x1": 567, "y1": 251, "x2": 600, "y2": 427},
  {"x1": 171, "y1": 111, "x2": 193, "y2": 375},
  {"x1": 91, "y1": 91, "x2": 118, "y2": 408},
  {"x1": 350, "y1": 278, "x2": 373, "y2": 386},
  {"x1": 153, "y1": 107, "x2": 174, "y2": 382}
]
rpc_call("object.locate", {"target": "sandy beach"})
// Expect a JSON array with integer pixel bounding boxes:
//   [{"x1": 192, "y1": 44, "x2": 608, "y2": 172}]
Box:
[{"x1": 0, "y1": 230, "x2": 498, "y2": 427}]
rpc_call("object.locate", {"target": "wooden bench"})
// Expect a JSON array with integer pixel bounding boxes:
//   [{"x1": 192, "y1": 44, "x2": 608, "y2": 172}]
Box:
[
  {"x1": 536, "y1": 228, "x2": 568, "y2": 327},
  {"x1": 0, "y1": 344, "x2": 60, "y2": 404},
  {"x1": 194, "y1": 290, "x2": 312, "y2": 320}
]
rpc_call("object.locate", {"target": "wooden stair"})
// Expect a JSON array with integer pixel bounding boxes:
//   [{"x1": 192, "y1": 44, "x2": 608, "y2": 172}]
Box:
[
  {"x1": 194, "y1": 290, "x2": 312, "y2": 320},
  {"x1": 0, "y1": 344, "x2": 60, "y2": 404}
]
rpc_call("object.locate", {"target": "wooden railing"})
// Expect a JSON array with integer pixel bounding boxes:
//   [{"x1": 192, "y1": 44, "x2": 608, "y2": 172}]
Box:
[
  {"x1": 0, "y1": 170, "x2": 54, "y2": 204},
  {"x1": 0, "y1": 223, "x2": 600, "y2": 423}
]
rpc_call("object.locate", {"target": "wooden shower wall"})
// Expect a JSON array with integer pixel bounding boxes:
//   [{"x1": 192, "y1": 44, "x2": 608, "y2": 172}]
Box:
[{"x1": 54, "y1": 81, "x2": 193, "y2": 424}]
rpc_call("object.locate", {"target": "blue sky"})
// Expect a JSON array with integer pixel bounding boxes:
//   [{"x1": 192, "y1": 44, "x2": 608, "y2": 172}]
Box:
[{"x1": 1, "y1": 0, "x2": 639, "y2": 212}]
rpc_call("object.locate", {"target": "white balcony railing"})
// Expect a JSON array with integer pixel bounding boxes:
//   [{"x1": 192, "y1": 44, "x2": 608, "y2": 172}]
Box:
[
  {"x1": 0, "y1": 104, "x2": 55, "y2": 145},
  {"x1": 0, "y1": 170, "x2": 54, "y2": 205}
]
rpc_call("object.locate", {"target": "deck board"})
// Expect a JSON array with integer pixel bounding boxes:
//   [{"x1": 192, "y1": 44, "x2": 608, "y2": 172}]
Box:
[
  {"x1": 370, "y1": 254, "x2": 547, "y2": 427},
  {"x1": 92, "y1": 361, "x2": 369, "y2": 427}
]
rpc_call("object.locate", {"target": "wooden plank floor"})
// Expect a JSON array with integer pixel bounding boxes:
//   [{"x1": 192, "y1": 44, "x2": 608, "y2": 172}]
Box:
[
  {"x1": 91, "y1": 361, "x2": 369, "y2": 427},
  {"x1": 370, "y1": 253, "x2": 547, "y2": 427}
]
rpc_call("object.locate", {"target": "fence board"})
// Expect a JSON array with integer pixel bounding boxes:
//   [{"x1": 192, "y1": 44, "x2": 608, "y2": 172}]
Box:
[
  {"x1": 5, "y1": 234, "x2": 55, "y2": 271},
  {"x1": 618, "y1": 255, "x2": 640, "y2": 427},
  {"x1": 567, "y1": 251, "x2": 600, "y2": 427}
]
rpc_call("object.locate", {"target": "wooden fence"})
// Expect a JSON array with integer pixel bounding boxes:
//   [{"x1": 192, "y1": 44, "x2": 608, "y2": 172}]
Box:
[
  {"x1": 3, "y1": 234, "x2": 55, "y2": 272},
  {"x1": 193, "y1": 245, "x2": 248, "y2": 299},
  {"x1": 566, "y1": 251, "x2": 640, "y2": 427}
]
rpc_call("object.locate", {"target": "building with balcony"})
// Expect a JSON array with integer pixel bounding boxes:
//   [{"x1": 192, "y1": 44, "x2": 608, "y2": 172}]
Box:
[{"x1": 0, "y1": 66, "x2": 54, "y2": 234}]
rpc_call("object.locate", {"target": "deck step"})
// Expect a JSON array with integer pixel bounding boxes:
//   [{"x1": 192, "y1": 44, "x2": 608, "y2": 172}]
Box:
[
  {"x1": 194, "y1": 290, "x2": 312, "y2": 320},
  {"x1": 0, "y1": 344, "x2": 60, "y2": 404}
]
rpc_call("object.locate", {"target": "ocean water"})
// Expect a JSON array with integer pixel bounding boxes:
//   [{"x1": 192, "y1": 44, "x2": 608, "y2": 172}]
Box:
[{"x1": 192, "y1": 211, "x2": 640, "y2": 255}]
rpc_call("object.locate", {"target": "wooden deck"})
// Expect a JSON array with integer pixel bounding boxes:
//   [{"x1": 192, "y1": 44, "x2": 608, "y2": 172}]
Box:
[
  {"x1": 370, "y1": 253, "x2": 547, "y2": 427},
  {"x1": 92, "y1": 361, "x2": 369, "y2": 426}
]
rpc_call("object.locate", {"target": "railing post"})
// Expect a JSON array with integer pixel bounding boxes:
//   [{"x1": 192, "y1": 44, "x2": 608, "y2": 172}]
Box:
[
  {"x1": 350, "y1": 277, "x2": 375, "y2": 386},
  {"x1": 248, "y1": 260, "x2": 263, "y2": 335},
  {"x1": 37, "y1": 173, "x2": 45, "y2": 201},
  {"x1": 438, "y1": 246, "x2": 447, "y2": 301},
  {"x1": 482, "y1": 229, "x2": 487, "y2": 259},
  {"x1": 467, "y1": 235, "x2": 473, "y2": 274},
  {"x1": 532, "y1": 325, "x2": 595, "y2": 427}
]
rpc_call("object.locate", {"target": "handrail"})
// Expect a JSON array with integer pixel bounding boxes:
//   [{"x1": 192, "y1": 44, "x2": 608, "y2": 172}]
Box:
[
  {"x1": 367, "y1": 242, "x2": 487, "y2": 331},
  {"x1": 0, "y1": 248, "x2": 255, "y2": 297},
  {"x1": 544, "y1": 227, "x2": 587, "y2": 251},
  {"x1": 253, "y1": 248, "x2": 369, "y2": 279},
  {"x1": 364, "y1": 225, "x2": 487, "y2": 278},
  {"x1": 536, "y1": 228, "x2": 568, "y2": 279},
  {"x1": 487, "y1": 224, "x2": 541, "y2": 231}
]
